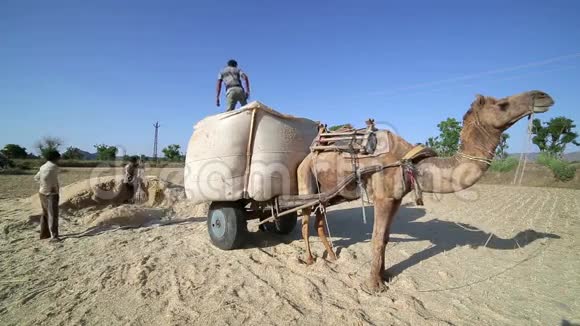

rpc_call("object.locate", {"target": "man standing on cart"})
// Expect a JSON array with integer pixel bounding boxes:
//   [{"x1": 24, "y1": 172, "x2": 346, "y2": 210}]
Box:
[{"x1": 216, "y1": 59, "x2": 251, "y2": 112}]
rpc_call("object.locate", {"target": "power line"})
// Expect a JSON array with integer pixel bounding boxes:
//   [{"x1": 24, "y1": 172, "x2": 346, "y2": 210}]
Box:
[{"x1": 153, "y1": 122, "x2": 160, "y2": 164}]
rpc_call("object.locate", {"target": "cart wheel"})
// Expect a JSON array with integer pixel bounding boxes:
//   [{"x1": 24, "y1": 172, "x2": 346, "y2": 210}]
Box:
[
  {"x1": 207, "y1": 202, "x2": 247, "y2": 250},
  {"x1": 261, "y1": 212, "x2": 298, "y2": 235}
]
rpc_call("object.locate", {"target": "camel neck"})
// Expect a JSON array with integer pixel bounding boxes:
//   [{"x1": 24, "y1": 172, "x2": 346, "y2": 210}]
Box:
[
  {"x1": 454, "y1": 113, "x2": 502, "y2": 167},
  {"x1": 415, "y1": 114, "x2": 502, "y2": 194}
]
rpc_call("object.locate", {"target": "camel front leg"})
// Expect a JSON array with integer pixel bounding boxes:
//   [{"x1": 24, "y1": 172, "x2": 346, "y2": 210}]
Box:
[
  {"x1": 301, "y1": 208, "x2": 314, "y2": 265},
  {"x1": 315, "y1": 212, "x2": 337, "y2": 261},
  {"x1": 368, "y1": 197, "x2": 401, "y2": 291},
  {"x1": 381, "y1": 198, "x2": 400, "y2": 279}
]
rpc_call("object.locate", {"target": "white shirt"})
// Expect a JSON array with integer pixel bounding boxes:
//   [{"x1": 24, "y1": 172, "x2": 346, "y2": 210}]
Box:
[{"x1": 34, "y1": 161, "x2": 60, "y2": 195}]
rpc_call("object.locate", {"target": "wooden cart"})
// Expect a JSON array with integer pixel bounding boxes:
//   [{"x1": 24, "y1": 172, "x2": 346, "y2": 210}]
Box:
[{"x1": 206, "y1": 125, "x2": 405, "y2": 250}]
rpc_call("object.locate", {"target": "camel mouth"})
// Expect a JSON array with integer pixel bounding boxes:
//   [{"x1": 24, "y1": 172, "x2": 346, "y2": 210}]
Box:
[
  {"x1": 533, "y1": 105, "x2": 551, "y2": 113},
  {"x1": 508, "y1": 101, "x2": 553, "y2": 126},
  {"x1": 532, "y1": 94, "x2": 554, "y2": 113}
]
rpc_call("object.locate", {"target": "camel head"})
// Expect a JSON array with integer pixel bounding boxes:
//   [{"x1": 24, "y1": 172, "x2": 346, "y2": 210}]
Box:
[{"x1": 465, "y1": 90, "x2": 554, "y2": 131}]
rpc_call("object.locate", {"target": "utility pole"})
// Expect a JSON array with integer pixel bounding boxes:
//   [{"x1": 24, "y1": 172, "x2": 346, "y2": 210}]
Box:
[{"x1": 153, "y1": 122, "x2": 160, "y2": 165}]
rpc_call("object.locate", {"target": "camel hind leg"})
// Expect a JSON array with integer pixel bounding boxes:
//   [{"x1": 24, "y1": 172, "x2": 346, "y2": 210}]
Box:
[
  {"x1": 315, "y1": 212, "x2": 337, "y2": 261},
  {"x1": 301, "y1": 208, "x2": 314, "y2": 265},
  {"x1": 297, "y1": 154, "x2": 319, "y2": 265}
]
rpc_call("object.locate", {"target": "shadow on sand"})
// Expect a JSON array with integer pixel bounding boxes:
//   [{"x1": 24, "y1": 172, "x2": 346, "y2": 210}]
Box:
[
  {"x1": 248, "y1": 203, "x2": 560, "y2": 276},
  {"x1": 328, "y1": 204, "x2": 560, "y2": 276},
  {"x1": 61, "y1": 216, "x2": 206, "y2": 239}
]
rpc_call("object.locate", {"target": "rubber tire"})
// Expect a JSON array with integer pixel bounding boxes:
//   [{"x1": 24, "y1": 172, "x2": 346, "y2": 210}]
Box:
[
  {"x1": 261, "y1": 212, "x2": 298, "y2": 235},
  {"x1": 207, "y1": 202, "x2": 248, "y2": 250}
]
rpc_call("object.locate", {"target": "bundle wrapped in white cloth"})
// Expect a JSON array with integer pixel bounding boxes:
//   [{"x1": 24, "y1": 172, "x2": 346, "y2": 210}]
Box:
[{"x1": 184, "y1": 101, "x2": 318, "y2": 204}]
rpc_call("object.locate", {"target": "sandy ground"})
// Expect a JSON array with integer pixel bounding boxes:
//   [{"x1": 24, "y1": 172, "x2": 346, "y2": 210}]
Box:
[{"x1": 0, "y1": 170, "x2": 579, "y2": 325}]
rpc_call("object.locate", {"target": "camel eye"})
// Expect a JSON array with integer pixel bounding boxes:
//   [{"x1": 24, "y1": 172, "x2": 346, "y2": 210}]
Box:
[{"x1": 496, "y1": 100, "x2": 509, "y2": 111}]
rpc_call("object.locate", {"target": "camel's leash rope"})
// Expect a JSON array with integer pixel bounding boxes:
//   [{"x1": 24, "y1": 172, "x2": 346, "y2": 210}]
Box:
[
  {"x1": 513, "y1": 112, "x2": 534, "y2": 185},
  {"x1": 417, "y1": 237, "x2": 553, "y2": 293},
  {"x1": 512, "y1": 95, "x2": 537, "y2": 185}
]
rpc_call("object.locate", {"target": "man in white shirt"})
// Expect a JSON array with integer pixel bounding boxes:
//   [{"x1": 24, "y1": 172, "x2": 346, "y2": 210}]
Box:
[{"x1": 34, "y1": 150, "x2": 61, "y2": 241}]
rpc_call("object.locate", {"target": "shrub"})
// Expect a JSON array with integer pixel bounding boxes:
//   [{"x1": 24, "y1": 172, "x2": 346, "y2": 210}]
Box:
[
  {"x1": 94, "y1": 144, "x2": 118, "y2": 161},
  {"x1": 62, "y1": 147, "x2": 84, "y2": 160},
  {"x1": 536, "y1": 153, "x2": 576, "y2": 182},
  {"x1": 12, "y1": 159, "x2": 43, "y2": 169},
  {"x1": 15, "y1": 160, "x2": 34, "y2": 170},
  {"x1": 162, "y1": 144, "x2": 182, "y2": 161},
  {"x1": 58, "y1": 160, "x2": 118, "y2": 168},
  {"x1": 0, "y1": 168, "x2": 32, "y2": 175},
  {"x1": 549, "y1": 160, "x2": 575, "y2": 181},
  {"x1": 490, "y1": 157, "x2": 519, "y2": 172},
  {"x1": 536, "y1": 152, "x2": 552, "y2": 166},
  {"x1": 0, "y1": 153, "x2": 14, "y2": 169}
]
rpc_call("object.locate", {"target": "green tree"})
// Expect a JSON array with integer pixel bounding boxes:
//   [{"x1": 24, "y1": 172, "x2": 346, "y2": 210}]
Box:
[
  {"x1": 495, "y1": 133, "x2": 510, "y2": 159},
  {"x1": 1, "y1": 144, "x2": 28, "y2": 159},
  {"x1": 532, "y1": 117, "x2": 579, "y2": 157},
  {"x1": 62, "y1": 146, "x2": 84, "y2": 160},
  {"x1": 35, "y1": 136, "x2": 63, "y2": 158},
  {"x1": 162, "y1": 144, "x2": 182, "y2": 161},
  {"x1": 328, "y1": 124, "x2": 353, "y2": 131},
  {"x1": 426, "y1": 136, "x2": 441, "y2": 154},
  {"x1": 425, "y1": 118, "x2": 462, "y2": 157},
  {"x1": 94, "y1": 144, "x2": 118, "y2": 161}
]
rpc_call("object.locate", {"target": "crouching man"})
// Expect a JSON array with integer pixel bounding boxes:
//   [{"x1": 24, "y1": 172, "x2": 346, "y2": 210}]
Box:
[
  {"x1": 124, "y1": 156, "x2": 139, "y2": 197},
  {"x1": 34, "y1": 150, "x2": 61, "y2": 242}
]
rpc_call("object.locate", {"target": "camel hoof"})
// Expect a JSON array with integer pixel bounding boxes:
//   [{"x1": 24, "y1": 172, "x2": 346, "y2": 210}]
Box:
[
  {"x1": 364, "y1": 279, "x2": 387, "y2": 293},
  {"x1": 304, "y1": 256, "x2": 315, "y2": 265},
  {"x1": 327, "y1": 252, "x2": 337, "y2": 262}
]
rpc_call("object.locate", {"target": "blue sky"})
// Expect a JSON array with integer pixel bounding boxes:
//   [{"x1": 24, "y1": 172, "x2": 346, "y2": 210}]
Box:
[{"x1": 1, "y1": 0, "x2": 579, "y2": 156}]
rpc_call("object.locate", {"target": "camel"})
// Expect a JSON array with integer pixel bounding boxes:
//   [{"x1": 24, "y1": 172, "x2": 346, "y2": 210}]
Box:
[{"x1": 296, "y1": 90, "x2": 554, "y2": 291}]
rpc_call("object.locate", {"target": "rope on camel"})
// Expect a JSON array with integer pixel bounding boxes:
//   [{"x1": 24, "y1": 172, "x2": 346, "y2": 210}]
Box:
[
  {"x1": 312, "y1": 153, "x2": 335, "y2": 250},
  {"x1": 513, "y1": 112, "x2": 535, "y2": 185}
]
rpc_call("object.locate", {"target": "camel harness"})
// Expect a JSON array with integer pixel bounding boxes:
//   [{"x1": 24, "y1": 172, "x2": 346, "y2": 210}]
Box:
[{"x1": 252, "y1": 120, "x2": 433, "y2": 230}]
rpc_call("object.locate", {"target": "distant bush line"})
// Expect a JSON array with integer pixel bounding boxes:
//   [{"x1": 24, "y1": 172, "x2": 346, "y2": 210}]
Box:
[
  {"x1": 7, "y1": 159, "x2": 185, "y2": 171},
  {"x1": 487, "y1": 154, "x2": 577, "y2": 182},
  {"x1": 536, "y1": 153, "x2": 576, "y2": 182},
  {"x1": 0, "y1": 168, "x2": 34, "y2": 175},
  {"x1": 489, "y1": 157, "x2": 519, "y2": 172}
]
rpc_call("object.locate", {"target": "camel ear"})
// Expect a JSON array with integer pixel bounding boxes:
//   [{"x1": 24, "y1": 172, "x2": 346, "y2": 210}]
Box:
[{"x1": 473, "y1": 94, "x2": 486, "y2": 107}]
